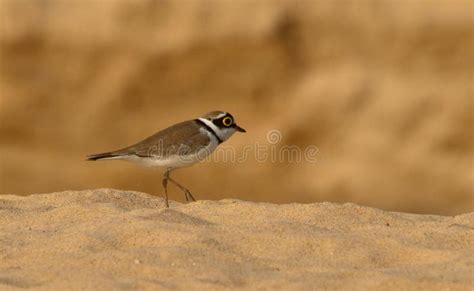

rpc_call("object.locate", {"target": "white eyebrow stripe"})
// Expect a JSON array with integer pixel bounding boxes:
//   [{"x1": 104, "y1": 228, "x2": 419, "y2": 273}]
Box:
[
  {"x1": 197, "y1": 117, "x2": 224, "y2": 140},
  {"x1": 215, "y1": 112, "x2": 227, "y2": 119}
]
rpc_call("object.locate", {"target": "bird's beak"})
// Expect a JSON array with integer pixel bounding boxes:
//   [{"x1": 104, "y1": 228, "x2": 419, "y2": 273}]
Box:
[{"x1": 235, "y1": 124, "x2": 246, "y2": 133}]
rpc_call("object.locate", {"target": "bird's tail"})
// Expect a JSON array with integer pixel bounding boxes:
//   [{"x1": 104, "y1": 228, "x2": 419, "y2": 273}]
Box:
[{"x1": 86, "y1": 151, "x2": 124, "y2": 161}]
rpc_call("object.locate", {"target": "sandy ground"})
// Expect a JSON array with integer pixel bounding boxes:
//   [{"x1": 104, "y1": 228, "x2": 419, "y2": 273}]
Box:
[{"x1": 0, "y1": 189, "x2": 472, "y2": 290}]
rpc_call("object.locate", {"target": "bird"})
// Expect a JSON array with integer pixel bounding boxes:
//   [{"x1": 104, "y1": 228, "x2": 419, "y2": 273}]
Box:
[{"x1": 86, "y1": 111, "x2": 246, "y2": 208}]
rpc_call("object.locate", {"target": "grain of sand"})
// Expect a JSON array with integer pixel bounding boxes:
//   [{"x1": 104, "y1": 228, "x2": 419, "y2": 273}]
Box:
[{"x1": 0, "y1": 189, "x2": 472, "y2": 290}]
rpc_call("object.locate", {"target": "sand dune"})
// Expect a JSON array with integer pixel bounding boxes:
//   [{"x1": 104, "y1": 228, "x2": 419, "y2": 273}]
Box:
[{"x1": 0, "y1": 189, "x2": 472, "y2": 290}]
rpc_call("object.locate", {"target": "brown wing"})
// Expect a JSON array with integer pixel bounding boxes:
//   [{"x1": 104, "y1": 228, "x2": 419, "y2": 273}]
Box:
[{"x1": 112, "y1": 120, "x2": 211, "y2": 158}]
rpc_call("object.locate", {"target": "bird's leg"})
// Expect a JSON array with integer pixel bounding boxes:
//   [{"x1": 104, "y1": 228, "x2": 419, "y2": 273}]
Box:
[
  {"x1": 162, "y1": 168, "x2": 171, "y2": 208},
  {"x1": 167, "y1": 175, "x2": 196, "y2": 202}
]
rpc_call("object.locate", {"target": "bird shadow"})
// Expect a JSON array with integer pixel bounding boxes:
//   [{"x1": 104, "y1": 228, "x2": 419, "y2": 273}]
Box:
[{"x1": 139, "y1": 208, "x2": 213, "y2": 226}]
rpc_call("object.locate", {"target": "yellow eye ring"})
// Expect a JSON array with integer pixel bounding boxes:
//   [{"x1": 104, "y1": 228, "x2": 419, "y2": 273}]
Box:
[{"x1": 222, "y1": 117, "x2": 233, "y2": 127}]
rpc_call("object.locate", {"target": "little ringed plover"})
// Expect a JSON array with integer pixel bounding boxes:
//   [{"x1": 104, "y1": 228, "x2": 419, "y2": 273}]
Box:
[{"x1": 87, "y1": 111, "x2": 246, "y2": 208}]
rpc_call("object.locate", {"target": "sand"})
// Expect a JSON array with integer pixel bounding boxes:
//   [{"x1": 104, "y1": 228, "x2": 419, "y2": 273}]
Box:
[{"x1": 0, "y1": 189, "x2": 472, "y2": 290}]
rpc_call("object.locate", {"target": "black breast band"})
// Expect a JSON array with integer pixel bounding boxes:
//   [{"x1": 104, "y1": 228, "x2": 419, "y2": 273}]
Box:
[{"x1": 195, "y1": 119, "x2": 223, "y2": 144}]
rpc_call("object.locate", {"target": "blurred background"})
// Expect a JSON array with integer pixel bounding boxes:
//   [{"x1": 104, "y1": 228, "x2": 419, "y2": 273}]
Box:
[{"x1": 0, "y1": 0, "x2": 472, "y2": 215}]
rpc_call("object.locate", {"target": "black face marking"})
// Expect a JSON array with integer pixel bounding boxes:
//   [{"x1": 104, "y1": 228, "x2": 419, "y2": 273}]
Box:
[{"x1": 212, "y1": 113, "x2": 235, "y2": 129}]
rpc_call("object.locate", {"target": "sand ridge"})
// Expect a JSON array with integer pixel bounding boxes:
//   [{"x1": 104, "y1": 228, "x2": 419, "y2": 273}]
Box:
[{"x1": 0, "y1": 189, "x2": 472, "y2": 290}]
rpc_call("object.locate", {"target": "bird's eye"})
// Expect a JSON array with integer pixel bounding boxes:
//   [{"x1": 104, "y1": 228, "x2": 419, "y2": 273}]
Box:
[{"x1": 222, "y1": 117, "x2": 233, "y2": 127}]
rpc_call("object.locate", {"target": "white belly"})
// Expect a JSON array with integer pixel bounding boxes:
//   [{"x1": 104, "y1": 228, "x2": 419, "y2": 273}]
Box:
[{"x1": 124, "y1": 133, "x2": 219, "y2": 169}]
